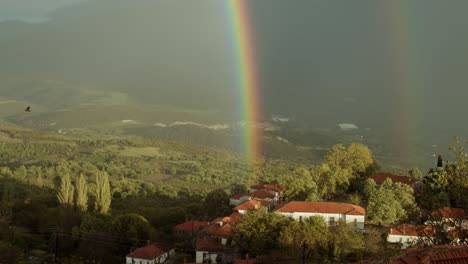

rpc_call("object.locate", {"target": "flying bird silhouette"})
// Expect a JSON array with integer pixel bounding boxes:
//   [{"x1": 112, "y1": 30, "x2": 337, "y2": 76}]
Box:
[{"x1": 25, "y1": 106, "x2": 31, "y2": 112}]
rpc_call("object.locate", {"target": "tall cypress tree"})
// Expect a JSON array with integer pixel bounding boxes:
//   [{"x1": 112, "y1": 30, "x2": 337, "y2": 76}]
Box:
[
  {"x1": 437, "y1": 154, "x2": 443, "y2": 168},
  {"x1": 94, "y1": 171, "x2": 111, "y2": 214},
  {"x1": 57, "y1": 174, "x2": 74, "y2": 207},
  {"x1": 75, "y1": 173, "x2": 88, "y2": 212}
]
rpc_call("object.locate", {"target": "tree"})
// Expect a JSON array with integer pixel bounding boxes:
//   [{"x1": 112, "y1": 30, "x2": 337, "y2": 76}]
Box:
[
  {"x1": 57, "y1": 174, "x2": 74, "y2": 207},
  {"x1": 94, "y1": 171, "x2": 111, "y2": 214},
  {"x1": 233, "y1": 208, "x2": 288, "y2": 256},
  {"x1": 331, "y1": 221, "x2": 365, "y2": 260},
  {"x1": 279, "y1": 216, "x2": 330, "y2": 259},
  {"x1": 75, "y1": 173, "x2": 88, "y2": 212},
  {"x1": 279, "y1": 167, "x2": 320, "y2": 201},
  {"x1": 367, "y1": 179, "x2": 405, "y2": 224},
  {"x1": 203, "y1": 189, "x2": 231, "y2": 218},
  {"x1": 446, "y1": 139, "x2": 468, "y2": 210},
  {"x1": 324, "y1": 143, "x2": 373, "y2": 175},
  {"x1": 408, "y1": 167, "x2": 423, "y2": 181},
  {"x1": 437, "y1": 154, "x2": 443, "y2": 168}
]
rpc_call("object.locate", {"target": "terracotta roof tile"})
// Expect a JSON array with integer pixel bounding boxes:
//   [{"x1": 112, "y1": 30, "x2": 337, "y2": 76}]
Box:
[
  {"x1": 275, "y1": 201, "x2": 365, "y2": 216},
  {"x1": 174, "y1": 220, "x2": 209, "y2": 232},
  {"x1": 250, "y1": 189, "x2": 275, "y2": 199},
  {"x1": 195, "y1": 238, "x2": 225, "y2": 253},
  {"x1": 388, "y1": 224, "x2": 434, "y2": 237},
  {"x1": 431, "y1": 208, "x2": 466, "y2": 219},
  {"x1": 369, "y1": 173, "x2": 416, "y2": 186},
  {"x1": 127, "y1": 244, "x2": 166, "y2": 260},
  {"x1": 234, "y1": 199, "x2": 269, "y2": 212},
  {"x1": 391, "y1": 245, "x2": 468, "y2": 264}
]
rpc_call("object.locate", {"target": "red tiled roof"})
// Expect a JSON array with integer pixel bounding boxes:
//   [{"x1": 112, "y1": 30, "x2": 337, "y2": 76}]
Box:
[
  {"x1": 388, "y1": 224, "x2": 435, "y2": 237},
  {"x1": 250, "y1": 189, "x2": 275, "y2": 199},
  {"x1": 431, "y1": 208, "x2": 466, "y2": 219},
  {"x1": 230, "y1": 193, "x2": 251, "y2": 200},
  {"x1": 234, "y1": 199, "x2": 269, "y2": 211},
  {"x1": 195, "y1": 238, "x2": 225, "y2": 253},
  {"x1": 251, "y1": 183, "x2": 283, "y2": 192},
  {"x1": 127, "y1": 244, "x2": 165, "y2": 260},
  {"x1": 275, "y1": 201, "x2": 365, "y2": 216},
  {"x1": 174, "y1": 220, "x2": 209, "y2": 232},
  {"x1": 369, "y1": 173, "x2": 416, "y2": 186},
  {"x1": 391, "y1": 245, "x2": 468, "y2": 264}
]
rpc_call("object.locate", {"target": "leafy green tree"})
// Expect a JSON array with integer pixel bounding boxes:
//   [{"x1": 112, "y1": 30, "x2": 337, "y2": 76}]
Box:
[
  {"x1": 367, "y1": 179, "x2": 405, "y2": 224},
  {"x1": 233, "y1": 208, "x2": 288, "y2": 256},
  {"x1": 324, "y1": 143, "x2": 373, "y2": 175},
  {"x1": 94, "y1": 171, "x2": 111, "y2": 214},
  {"x1": 331, "y1": 221, "x2": 365, "y2": 260},
  {"x1": 424, "y1": 167, "x2": 448, "y2": 192},
  {"x1": 408, "y1": 167, "x2": 423, "y2": 181},
  {"x1": 75, "y1": 173, "x2": 88, "y2": 212},
  {"x1": 203, "y1": 189, "x2": 230, "y2": 218},
  {"x1": 57, "y1": 174, "x2": 74, "y2": 207},
  {"x1": 280, "y1": 167, "x2": 320, "y2": 201},
  {"x1": 446, "y1": 139, "x2": 468, "y2": 209},
  {"x1": 279, "y1": 216, "x2": 330, "y2": 259}
]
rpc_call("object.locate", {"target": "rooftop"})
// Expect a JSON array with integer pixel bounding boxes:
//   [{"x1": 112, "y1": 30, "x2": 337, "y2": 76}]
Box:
[
  {"x1": 234, "y1": 199, "x2": 270, "y2": 212},
  {"x1": 127, "y1": 243, "x2": 168, "y2": 260},
  {"x1": 369, "y1": 173, "x2": 416, "y2": 186},
  {"x1": 174, "y1": 220, "x2": 209, "y2": 232},
  {"x1": 430, "y1": 208, "x2": 466, "y2": 219},
  {"x1": 230, "y1": 193, "x2": 251, "y2": 200},
  {"x1": 388, "y1": 224, "x2": 434, "y2": 237},
  {"x1": 391, "y1": 245, "x2": 468, "y2": 264},
  {"x1": 250, "y1": 189, "x2": 275, "y2": 199},
  {"x1": 275, "y1": 201, "x2": 365, "y2": 215},
  {"x1": 195, "y1": 238, "x2": 225, "y2": 253}
]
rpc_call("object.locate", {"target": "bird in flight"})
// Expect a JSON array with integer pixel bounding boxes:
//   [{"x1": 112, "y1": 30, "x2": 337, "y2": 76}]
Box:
[{"x1": 25, "y1": 106, "x2": 31, "y2": 112}]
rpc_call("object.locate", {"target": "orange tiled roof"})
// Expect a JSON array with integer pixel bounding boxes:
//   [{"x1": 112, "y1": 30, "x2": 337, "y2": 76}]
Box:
[
  {"x1": 234, "y1": 199, "x2": 269, "y2": 211},
  {"x1": 174, "y1": 220, "x2": 209, "y2": 232},
  {"x1": 369, "y1": 173, "x2": 416, "y2": 186},
  {"x1": 195, "y1": 238, "x2": 225, "y2": 253},
  {"x1": 388, "y1": 224, "x2": 435, "y2": 237},
  {"x1": 431, "y1": 208, "x2": 466, "y2": 219},
  {"x1": 127, "y1": 244, "x2": 165, "y2": 260},
  {"x1": 250, "y1": 189, "x2": 275, "y2": 199},
  {"x1": 391, "y1": 245, "x2": 468, "y2": 264},
  {"x1": 200, "y1": 222, "x2": 234, "y2": 237},
  {"x1": 275, "y1": 201, "x2": 365, "y2": 216}
]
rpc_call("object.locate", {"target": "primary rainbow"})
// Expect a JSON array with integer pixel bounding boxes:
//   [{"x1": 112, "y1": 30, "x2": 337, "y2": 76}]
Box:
[{"x1": 225, "y1": 0, "x2": 262, "y2": 163}]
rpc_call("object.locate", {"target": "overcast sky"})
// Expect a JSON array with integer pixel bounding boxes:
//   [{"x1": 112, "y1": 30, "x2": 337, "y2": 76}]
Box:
[{"x1": 0, "y1": 0, "x2": 85, "y2": 21}]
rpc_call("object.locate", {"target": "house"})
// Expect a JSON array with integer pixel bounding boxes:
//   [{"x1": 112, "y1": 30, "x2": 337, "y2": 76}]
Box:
[
  {"x1": 390, "y1": 244, "x2": 468, "y2": 263},
  {"x1": 425, "y1": 207, "x2": 468, "y2": 233},
  {"x1": 229, "y1": 193, "x2": 251, "y2": 206},
  {"x1": 234, "y1": 199, "x2": 270, "y2": 214},
  {"x1": 195, "y1": 238, "x2": 226, "y2": 264},
  {"x1": 199, "y1": 213, "x2": 243, "y2": 245},
  {"x1": 387, "y1": 224, "x2": 434, "y2": 249},
  {"x1": 275, "y1": 201, "x2": 366, "y2": 230},
  {"x1": 173, "y1": 220, "x2": 209, "y2": 239},
  {"x1": 249, "y1": 189, "x2": 275, "y2": 202},
  {"x1": 126, "y1": 243, "x2": 175, "y2": 264},
  {"x1": 250, "y1": 184, "x2": 283, "y2": 199},
  {"x1": 368, "y1": 173, "x2": 417, "y2": 186}
]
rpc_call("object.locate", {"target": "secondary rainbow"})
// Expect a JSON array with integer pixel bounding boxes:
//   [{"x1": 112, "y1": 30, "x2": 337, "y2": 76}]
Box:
[{"x1": 225, "y1": 0, "x2": 262, "y2": 163}]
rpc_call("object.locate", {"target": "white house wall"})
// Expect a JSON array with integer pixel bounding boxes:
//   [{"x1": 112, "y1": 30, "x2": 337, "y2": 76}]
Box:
[
  {"x1": 196, "y1": 251, "x2": 221, "y2": 264},
  {"x1": 387, "y1": 234, "x2": 421, "y2": 249},
  {"x1": 276, "y1": 212, "x2": 365, "y2": 230}
]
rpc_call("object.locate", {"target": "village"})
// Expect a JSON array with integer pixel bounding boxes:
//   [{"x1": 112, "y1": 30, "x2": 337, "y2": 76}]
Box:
[{"x1": 126, "y1": 174, "x2": 468, "y2": 264}]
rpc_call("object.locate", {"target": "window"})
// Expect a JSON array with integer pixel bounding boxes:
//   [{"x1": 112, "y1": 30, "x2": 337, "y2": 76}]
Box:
[
  {"x1": 329, "y1": 217, "x2": 335, "y2": 225},
  {"x1": 354, "y1": 218, "x2": 357, "y2": 227}
]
